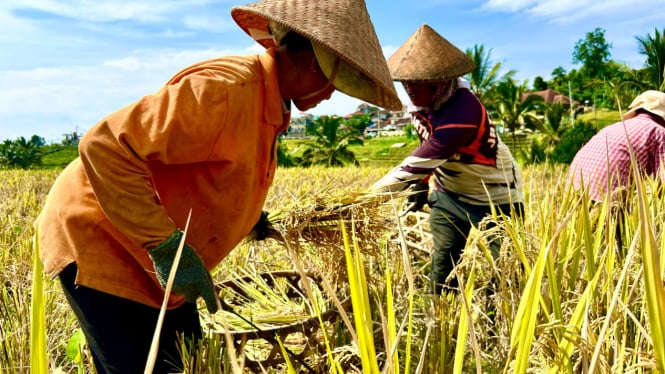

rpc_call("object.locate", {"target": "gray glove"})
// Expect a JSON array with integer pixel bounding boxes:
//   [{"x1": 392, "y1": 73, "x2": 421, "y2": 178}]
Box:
[
  {"x1": 403, "y1": 181, "x2": 429, "y2": 213},
  {"x1": 148, "y1": 230, "x2": 218, "y2": 313}
]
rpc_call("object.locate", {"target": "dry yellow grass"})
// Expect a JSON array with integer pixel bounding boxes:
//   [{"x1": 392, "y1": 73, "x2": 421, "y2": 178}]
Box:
[{"x1": 4, "y1": 162, "x2": 665, "y2": 373}]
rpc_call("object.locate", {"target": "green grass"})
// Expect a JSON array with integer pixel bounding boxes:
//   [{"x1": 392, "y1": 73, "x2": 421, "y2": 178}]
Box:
[
  {"x1": 576, "y1": 108, "x2": 621, "y2": 129},
  {"x1": 41, "y1": 145, "x2": 78, "y2": 168},
  {"x1": 350, "y1": 135, "x2": 419, "y2": 165},
  {"x1": 32, "y1": 136, "x2": 417, "y2": 171},
  {"x1": 282, "y1": 135, "x2": 420, "y2": 168}
]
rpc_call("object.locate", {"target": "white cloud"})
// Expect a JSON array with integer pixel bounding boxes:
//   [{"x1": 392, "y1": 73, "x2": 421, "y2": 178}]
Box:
[
  {"x1": 4, "y1": 0, "x2": 183, "y2": 23},
  {"x1": 103, "y1": 57, "x2": 144, "y2": 71},
  {"x1": 2, "y1": 0, "x2": 663, "y2": 141},
  {"x1": 0, "y1": 45, "x2": 258, "y2": 141},
  {"x1": 481, "y1": 0, "x2": 665, "y2": 24},
  {"x1": 382, "y1": 45, "x2": 398, "y2": 59},
  {"x1": 482, "y1": 0, "x2": 538, "y2": 13},
  {"x1": 184, "y1": 15, "x2": 234, "y2": 33},
  {"x1": 306, "y1": 79, "x2": 410, "y2": 117}
]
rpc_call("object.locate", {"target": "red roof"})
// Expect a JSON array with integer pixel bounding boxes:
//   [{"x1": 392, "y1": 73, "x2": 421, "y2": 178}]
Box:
[
  {"x1": 344, "y1": 111, "x2": 363, "y2": 118},
  {"x1": 522, "y1": 89, "x2": 578, "y2": 105}
]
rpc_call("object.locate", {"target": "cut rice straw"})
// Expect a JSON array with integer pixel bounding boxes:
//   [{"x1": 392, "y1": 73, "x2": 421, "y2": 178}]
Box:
[
  {"x1": 144, "y1": 209, "x2": 193, "y2": 374},
  {"x1": 144, "y1": 210, "x2": 243, "y2": 374},
  {"x1": 259, "y1": 189, "x2": 410, "y2": 284}
]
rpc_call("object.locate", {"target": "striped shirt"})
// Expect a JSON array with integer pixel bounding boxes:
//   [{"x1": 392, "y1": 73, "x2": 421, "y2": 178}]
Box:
[
  {"x1": 372, "y1": 87, "x2": 523, "y2": 205},
  {"x1": 568, "y1": 113, "x2": 665, "y2": 201}
]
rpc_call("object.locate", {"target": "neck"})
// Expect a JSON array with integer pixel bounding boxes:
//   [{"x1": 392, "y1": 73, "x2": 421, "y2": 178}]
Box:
[{"x1": 293, "y1": 57, "x2": 339, "y2": 101}]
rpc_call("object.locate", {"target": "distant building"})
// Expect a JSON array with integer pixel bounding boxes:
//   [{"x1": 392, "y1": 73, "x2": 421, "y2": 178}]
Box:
[
  {"x1": 285, "y1": 113, "x2": 313, "y2": 138},
  {"x1": 62, "y1": 131, "x2": 81, "y2": 145},
  {"x1": 287, "y1": 102, "x2": 411, "y2": 139},
  {"x1": 356, "y1": 103, "x2": 376, "y2": 115},
  {"x1": 361, "y1": 104, "x2": 410, "y2": 137}
]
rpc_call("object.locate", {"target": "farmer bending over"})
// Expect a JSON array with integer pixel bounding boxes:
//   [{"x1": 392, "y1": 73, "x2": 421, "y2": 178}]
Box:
[
  {"x1": 369, "y1": 25, "x2": 523, "y2": 296},
  {"x1": 34, "y1": 0, "x2": 401, "y2": 372},
  {"x1": 568, "y1": 90, "x2": 665, "y2": 247}
]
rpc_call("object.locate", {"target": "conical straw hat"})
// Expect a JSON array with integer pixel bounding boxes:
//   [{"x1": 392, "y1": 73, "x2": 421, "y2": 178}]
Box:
[
  {"x1": 388, "y1": 24, "x2": 475, "y2": 82},
  {"x1": 231, "y1": 0, "x2": 402, "y2": 110}
]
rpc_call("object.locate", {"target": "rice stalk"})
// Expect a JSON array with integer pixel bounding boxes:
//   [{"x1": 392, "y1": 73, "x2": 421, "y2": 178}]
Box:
[
  {"x1": 580, "y1": 188, "x2": 597, "y2": 280},
  {"x1": 633, "y1": 170, "x2": 665, "y2": 373},
  {"x1": 587, "y1": 224, "x2": 641, "y2": 374},
  {"x1": 342, "y1": 220, "x2": 380, "y2": 374},
  {"x1": 282, "y1": 237, "x2": 345, "y2": 374},
  {"x1": 618, "y1": 99, "x2": 665, "y2": 373},
  {"x1": 211, "y1": 267, "x2": 324, "y2": 331},
  {"x1": 550, "y1": 237, "x2": 607, "y2": 373},
  {"x1": 29, "y1": 227, "x2": 47, "y2": 374},
  {"x1": 452, "y1": 259, "x2": 476, "y2": 374},
  {"x1": 275, "y1": 335, "x2": 296, "y2": 374},
  {"x1": 389, "y1": 197, "x2": 417, "y2": 374},
  {"x1": 507, "y1": 205, "x2": 576, "y2": 374},
  {"x1": 384, "y1": 261, "x2": 398, "y2": 374},
  {"x1": 261, "y1": 190, "x2": 407, "y2": 285}
]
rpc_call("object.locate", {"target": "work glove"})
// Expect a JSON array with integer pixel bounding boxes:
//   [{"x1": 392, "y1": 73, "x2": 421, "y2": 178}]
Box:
[
  {"x1": 249, "y1": 210, "x2": 273, "y2": 241},
  {"x1": 402, "y1": 181, "x2": 429, "y2": 214},
  {"x1": 148, "y1": 230, "x2": 219, "y2": 313}
]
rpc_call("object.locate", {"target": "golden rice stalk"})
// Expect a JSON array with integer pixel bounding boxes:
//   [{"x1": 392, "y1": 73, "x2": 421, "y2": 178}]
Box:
[
  {"x1": 30, "y1": 228, "x2": 48, "y2": 374},
  {"x1": 255, "y1": 189, "x2": 409, "y2": 284},
  {"x1": 618, "y1": 103, "x2": 665, "y2": 373},
  {"x1": 208, "y1": 269, "x2": 323, "y2": 331},
  {"x1": 508, "y1": 206, "x2": 577, "y2": 374},
  {"x1": 145, "y1": 210, "x2": 195, "y2": 374},
  {"x1": 276, "y1": 335, "x2": 297, "y2": 374},
  {"x1": 550, "y1": 244, "x2": 607, "y2": 374},
  {"x1": 632, "y1": 166, "x2": 665, "y2": 373},
  {"x1": 453, "y1": 259, "x2": 477, "y2": 374},
  {"x1": 341, "y1": 221, "x2": 380, "y2": 374}
]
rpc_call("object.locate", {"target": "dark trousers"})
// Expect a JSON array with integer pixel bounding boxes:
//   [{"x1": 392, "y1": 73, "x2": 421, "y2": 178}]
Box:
[
  {"x1": 58, "y1": 263, "x2": 202, "y2": 374},
  {"x1": 428, "y1": 190, "x2": 523, "y2": 295}
]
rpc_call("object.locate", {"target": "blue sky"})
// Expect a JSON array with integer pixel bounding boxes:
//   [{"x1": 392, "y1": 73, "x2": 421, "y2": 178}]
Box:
[{"x1": 2, "y1": 0, "x2": 665, "y2": 142}]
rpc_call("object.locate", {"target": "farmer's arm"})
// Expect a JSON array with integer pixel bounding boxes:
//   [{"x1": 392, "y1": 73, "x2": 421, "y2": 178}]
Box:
[
  {"x1": 79, "y1": 75, "x2": 229, "y2": 248},
  {"x1": 370, "y1": 122, "x2": 476, "y2": 192}
]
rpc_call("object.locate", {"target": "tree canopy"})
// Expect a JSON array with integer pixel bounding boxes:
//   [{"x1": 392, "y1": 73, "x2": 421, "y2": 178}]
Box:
[{"x1": 572, "y1": 27, "x2": 612, "y2": 79}]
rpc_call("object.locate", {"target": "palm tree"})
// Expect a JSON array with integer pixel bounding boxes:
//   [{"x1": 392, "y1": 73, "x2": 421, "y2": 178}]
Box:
[
  {"x1": 344, "y1": 113, "x2": 372, "y2": 135},
  {"x1": 492, "y1": 79, "x2": 543, "y2": 142},
  {"x1": 583, "y1": 64, "x2": 644, "y2": 113},
  {"x1": 539, "y1": 102, "x2": 569, "y2": 148},
  {"x1": 0, "y1": 136, "x2": 43, "y2": 169},
  {"x1": 635, "y1": 27, "x2": 665, "y2": 91},
  {"x1": 299, "y1": 116, "x2": 363, "y2": 167},
  {"x1": 465, "y1": 44, "x2": 515, "y2": 103}
]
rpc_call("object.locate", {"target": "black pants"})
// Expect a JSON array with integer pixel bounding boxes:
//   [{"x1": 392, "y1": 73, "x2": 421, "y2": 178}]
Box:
[
  {"x1": 428, "y1": 190, "x2": 523, "y2": 295},
  {"x1": 58, "y1": 263, "x2": 202, "y2": 374}
]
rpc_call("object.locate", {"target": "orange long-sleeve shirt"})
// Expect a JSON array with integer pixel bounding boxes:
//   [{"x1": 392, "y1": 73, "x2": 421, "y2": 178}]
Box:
[{"x1": 35, "y1": 49, "x2": 289, "y2": 308}]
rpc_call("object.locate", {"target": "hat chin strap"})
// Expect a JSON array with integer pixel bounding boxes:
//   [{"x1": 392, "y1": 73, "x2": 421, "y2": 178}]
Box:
[{"x1": 294, "y1": 57, "x2": 340, "y2": 101}]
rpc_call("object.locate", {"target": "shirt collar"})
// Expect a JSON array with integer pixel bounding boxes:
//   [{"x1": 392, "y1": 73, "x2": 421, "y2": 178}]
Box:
[{"x1": 259, "y1": 48, "x2": 288, "y2": 126}]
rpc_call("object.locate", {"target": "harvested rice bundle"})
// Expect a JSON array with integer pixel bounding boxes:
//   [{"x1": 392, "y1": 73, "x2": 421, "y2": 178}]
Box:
[
  {"x1": 207, "y1": 269, "x2": 325, "y2": 331},
  {"x1": 255, "y1": 189, "x2": 409, "y2": 284},
  {"x1": 202, "y1": 269, "x2": 350, "y2": 371}
]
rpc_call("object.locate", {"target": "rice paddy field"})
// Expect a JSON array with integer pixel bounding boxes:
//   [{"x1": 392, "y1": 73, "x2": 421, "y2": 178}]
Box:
[{"x1": 2, "y1": 162, "x2": 665, "y2": 373}]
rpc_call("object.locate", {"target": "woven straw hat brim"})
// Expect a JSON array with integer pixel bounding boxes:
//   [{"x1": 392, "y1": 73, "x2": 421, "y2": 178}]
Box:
[
  {"x1": 623, "y1": 90, "x2": 665, "y2": 121},
  {"x1": 231, "y1": 0, "x2": 402, "y2": 110},
  {"x1": 388, "y1": 24, "x2": 475, "y2": 82}
]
